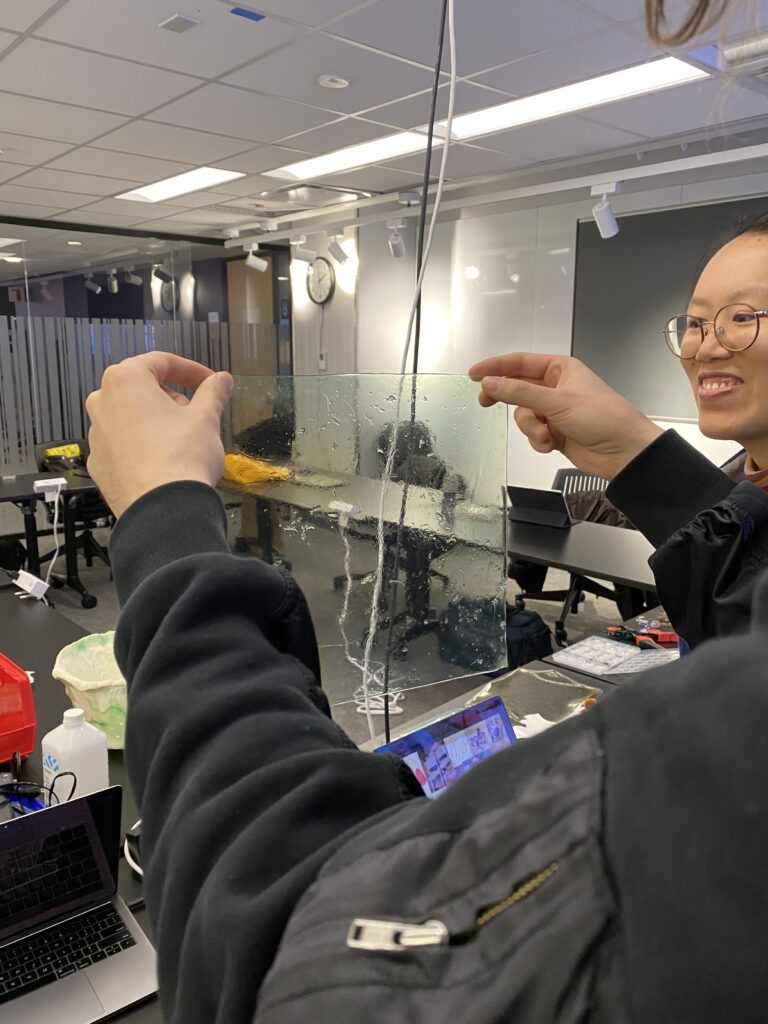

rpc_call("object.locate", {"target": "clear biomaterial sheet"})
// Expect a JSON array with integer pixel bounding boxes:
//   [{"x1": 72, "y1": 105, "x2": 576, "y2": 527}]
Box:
[{"x1": 220, "y1": 374, "x2": 507, "y2": 716}]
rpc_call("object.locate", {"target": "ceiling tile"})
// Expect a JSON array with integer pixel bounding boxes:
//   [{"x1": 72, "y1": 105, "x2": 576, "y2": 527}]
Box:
[
  {"x1": 592, "y1": 78, "x2": 768, "y2": 138},
  {"x1": 0, "y1": 200, "x2": 65, "y2": 218},
  {"x1": 47, "y1": 147, "x2": 193, "y2": 182},
  {"x1": 0, "y1": 92, "x2": 127, "y2": 143},
  {"x1": 0, "y1": 183, "x2": 98, "y2": 208},
  {"x1": 225, "y1": 0, "x2": 378, "y2": 27},
  {"x1": 36, "y1": 0, "x2": 304, "y2": 78},
  {"x1": 53, "y1": 210, "x2": 151, "y2": 226},
  {"x1": 90, "y1": 121, "x2": 254, "y2": 164},
  {"x1": 470, "y1": 28, "x2": 656, "y2": 96},
  {"x1": 210, "y1": 144, "x2": 314, "y2": 175},
  {"x1": 224, "y1": 34, "x2": 432, "y2": 114},
  {"x1": 0, "y1": 30, "x2": 16, "y2": 53},
  {"x1": 362, "y1": 82, "x2": 513, "y2": 129},
  {"x1": 573, "y1": 0, "x2": 692, "y2": 21},
  {"x1": 0, "y1": 0, "x2": 59, "y2": 32},
  {"x1": 285, "y1": 116, "x2": 395, "y2": 152},
  {"x1": 476, "y1": 115, "x2": 646, "y2": 161},
  {"x1": 387, "y1": 143, "x2": 531, "y2": 178},
  {"x1": 0, "y1": 132, "x2": 72, "y2": 165},
  {"x1": 153, "y1": 208, "x2": 251, "y2": 226},
  {"x1": 0, "y1": 162, "x2": 29, "y2": 184},
  {"x1": 330, "y1": 0, "x2": 606, "y2": 76},
  {"x1": 0, "y1": 40, "x2": 200, "y2": 116},
  {"x1": 73, "y1": 198, "x2": 188, "y2": 219},
  {"x1": 148, "y1": 84, "x2": 335, "y2": 143},
  {"x1": 12, "y1": 167, "x2": 139, "y2": 196},
  {"x1": 312, "y1": 164, "x2": 425, "y2": 191}
]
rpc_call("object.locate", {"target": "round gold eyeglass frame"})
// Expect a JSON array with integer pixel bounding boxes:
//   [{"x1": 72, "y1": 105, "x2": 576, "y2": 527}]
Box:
[{"x1": 662, "y1": 303, "x2": 768, "y2": 359}]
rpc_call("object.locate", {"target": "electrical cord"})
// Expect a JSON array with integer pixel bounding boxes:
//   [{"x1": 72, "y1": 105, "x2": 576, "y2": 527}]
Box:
[
  {"x1": 44, "y1": 486, "x2": 64, "y2": 586},
  {"x1": 359, "y1": 0, "x2": 457, "y2": 743},
  {"x1": 0, "y1": 770, "x2": 76, "y2": 814}
]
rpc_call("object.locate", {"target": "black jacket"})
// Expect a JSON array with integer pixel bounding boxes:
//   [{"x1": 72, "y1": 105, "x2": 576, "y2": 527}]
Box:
[{"x1": 111, "y1": 429, "x2": 768, "y2": 1024}]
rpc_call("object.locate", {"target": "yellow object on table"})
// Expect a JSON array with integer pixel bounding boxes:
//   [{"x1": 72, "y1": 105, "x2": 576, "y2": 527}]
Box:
[{"x1": 222, "y1": 453, "x2": 292, "y2": 487}]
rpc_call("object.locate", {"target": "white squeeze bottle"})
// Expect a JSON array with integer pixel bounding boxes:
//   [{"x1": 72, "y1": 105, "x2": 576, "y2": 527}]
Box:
[{"x1": 42, "y1": 708, "x2": 109, "y2": 802}]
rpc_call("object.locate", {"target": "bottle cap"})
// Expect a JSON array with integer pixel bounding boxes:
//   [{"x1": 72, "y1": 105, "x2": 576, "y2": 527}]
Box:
[{"x1": 63, "y1": 708, "x2": 85, "y2": 727}]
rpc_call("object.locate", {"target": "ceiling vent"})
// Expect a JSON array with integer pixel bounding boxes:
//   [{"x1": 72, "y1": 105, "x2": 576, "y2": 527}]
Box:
[{"x1": 158, "y1": 13, "x2": 201, "y2": 33}]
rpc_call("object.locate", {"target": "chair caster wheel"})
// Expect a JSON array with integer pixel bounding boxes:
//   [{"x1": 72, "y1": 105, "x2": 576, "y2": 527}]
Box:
[
  {"x1": 514, "y1": 595, "x2": 525, "y2": 610},
  {"x1": 81, "y1": 593, "x2": 98, "y2": 609},
  {"x1": 555, "y1": 624, "x2": 568, "y2": 646}
]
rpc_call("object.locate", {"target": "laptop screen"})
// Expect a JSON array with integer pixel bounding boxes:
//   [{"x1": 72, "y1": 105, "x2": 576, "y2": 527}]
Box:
[
  {"x1": 376, "y1": 696, "x2": 516, "y2": 799},
  {"x1": 0, "y1": 787, "x2": 121, "y2": 942}
]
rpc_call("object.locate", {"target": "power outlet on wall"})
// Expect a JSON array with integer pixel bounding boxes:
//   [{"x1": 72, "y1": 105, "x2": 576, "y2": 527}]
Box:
[{"x1": 318, "y1": 352, "x2": 327, "y2": 372}]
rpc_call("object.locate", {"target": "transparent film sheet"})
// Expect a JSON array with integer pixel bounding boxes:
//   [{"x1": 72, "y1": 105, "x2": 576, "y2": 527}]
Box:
[{"x1": 220, "y1": 374, "x2": 507, "y2": 709}]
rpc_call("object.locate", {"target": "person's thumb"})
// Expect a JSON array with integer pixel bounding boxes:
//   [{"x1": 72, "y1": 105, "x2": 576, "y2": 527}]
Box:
[
  {"x1": 480, "y1": 375, "x2": 558, "y2": 415},
  {"x1": 191, "y1": 371, "x2": 235, "y2": 421}
]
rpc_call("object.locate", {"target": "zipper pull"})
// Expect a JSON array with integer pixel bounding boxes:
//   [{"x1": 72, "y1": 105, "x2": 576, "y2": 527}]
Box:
[{"x1": 347, "y1": 917, "x2": 449, "y2": 953}]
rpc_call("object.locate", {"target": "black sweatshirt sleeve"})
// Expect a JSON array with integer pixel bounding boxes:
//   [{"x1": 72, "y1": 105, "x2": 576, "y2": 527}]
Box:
[
  {"x1": 110, "y1": 482, "x2": 421, "y2": 1024},
  {"x1": 606, "y1": 431, "x2": 768, "y2": 646}
]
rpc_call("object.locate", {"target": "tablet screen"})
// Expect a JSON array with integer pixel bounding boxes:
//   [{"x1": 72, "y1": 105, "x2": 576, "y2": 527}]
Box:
[{"x1": 376, "y1": 696, "x2": 516, "y2": 798}]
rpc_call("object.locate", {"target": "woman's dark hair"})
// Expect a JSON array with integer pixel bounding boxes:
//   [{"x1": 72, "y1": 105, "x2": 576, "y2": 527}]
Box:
[{"x1": 645, "y1": 0, "x2": 730, "y2": 45}]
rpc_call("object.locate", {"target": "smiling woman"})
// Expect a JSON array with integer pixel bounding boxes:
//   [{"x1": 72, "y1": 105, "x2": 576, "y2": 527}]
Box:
[{"x1": 663, "y1": 214, "x2": 768, "y2": 478}]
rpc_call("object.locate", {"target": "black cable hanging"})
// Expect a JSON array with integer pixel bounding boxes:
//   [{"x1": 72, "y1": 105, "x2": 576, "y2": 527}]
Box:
[{"x1": 381, "y1": 0, "x2": 449, "y2": 743}]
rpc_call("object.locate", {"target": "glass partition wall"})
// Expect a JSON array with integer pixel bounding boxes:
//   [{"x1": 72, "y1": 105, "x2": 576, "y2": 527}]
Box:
[{"x1": 0, "y1": 221, "x2": 288, "y2": 475}]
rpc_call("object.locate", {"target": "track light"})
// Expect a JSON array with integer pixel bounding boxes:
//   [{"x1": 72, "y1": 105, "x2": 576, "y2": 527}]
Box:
[
  {"x1": 107, "y1": 269, "x2": 119, "y2": 294},
  {"x1": 327, "y1": 239, "x2": 348, "y2": 265},
  {"x1": 84, "y1": 274, "x2": 101, "y2": 295},
  {"x1": 592, "y1": 195, "x2": 619, "y2": 239},
  {"x1": 388, "y1": 228, "x2": 406, "y2": 259},
  {"x1": 292, "y1": 239, "x2": 316, "y2": 263},
  {"x1": 39, "y1": 284, "x2": 53, "y2": 302},
  {"x1": 124, "y1": 271, "x2": 143, "y2": 286},
  {"x1": 245, "y1": 247, "x2": 268, "y2": 272},
  {"x1": 153, "y1": 267, "x2": 173, "y2": 283}
]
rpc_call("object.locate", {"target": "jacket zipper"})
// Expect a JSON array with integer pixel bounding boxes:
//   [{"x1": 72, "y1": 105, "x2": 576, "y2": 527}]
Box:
[{"x1": 346, "y1": 860, "x2": 561, "y2": 953}]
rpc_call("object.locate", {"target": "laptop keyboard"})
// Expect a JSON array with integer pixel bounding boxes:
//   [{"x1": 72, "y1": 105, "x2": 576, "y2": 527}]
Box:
[{"x1": 0, "y1": 904, "x2": 135, "y2": 1003}]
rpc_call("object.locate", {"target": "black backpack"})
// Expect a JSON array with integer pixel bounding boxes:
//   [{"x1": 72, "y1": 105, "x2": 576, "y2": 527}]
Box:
[{"x1": 505, "y1": 606, "x2": 553, "y2": 668}]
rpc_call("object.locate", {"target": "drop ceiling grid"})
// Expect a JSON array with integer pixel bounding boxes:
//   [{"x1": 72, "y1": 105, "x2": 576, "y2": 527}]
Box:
[{"x1": 0, "y1": 0, "x2": 761, "y2": 238}]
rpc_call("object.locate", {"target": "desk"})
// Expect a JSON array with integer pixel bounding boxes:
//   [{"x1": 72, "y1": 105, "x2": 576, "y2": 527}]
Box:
[
  {"x1": 506, "y1": 519, "x2": 656, "y2": 591},
  {"x1": 0, "y1": 590, "x2": 160, "y2": 1022},
  {"x1": 0, "y1": 471, "x2": 97, "y2": 580}
]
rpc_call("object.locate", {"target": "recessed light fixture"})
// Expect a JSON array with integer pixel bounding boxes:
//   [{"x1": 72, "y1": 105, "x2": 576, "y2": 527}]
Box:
[
  {"x1": 265, "y1": 57, "x2": 708, "y2": 181},
  {"x1": 67, "y1": 240, "x2": 83, "y2": 246},
  {"x1": 3, "y1": 256, "x2": 23, "y2": 264},
  {"x1": 117, "y1": 167, "x2": 245, "y2": 203},
  {"x1": 0, "y1": 237, "x2": 22, "y2": 248},
  {"x1": 464, "y1": 265, "x2": 480, "y2": 281},
  {"x1": 158, "y1": 13, "x2": 201, "y2": 32},
  {"x1": 318, "y1": 74, "x2": 350, "y2": 89},
  {"x1": 265, "y1": 132, "x2": 431, "y2": 181},
  {"x1": 443, "y1": 57, "x2": 706, "y2": 140}
]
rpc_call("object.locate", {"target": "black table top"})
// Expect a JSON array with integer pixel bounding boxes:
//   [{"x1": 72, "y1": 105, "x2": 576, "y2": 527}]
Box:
[
  {"x1": 0, "y1": 470, "x2": 97, "y2": 502},
  {"x1": 0, "y1": 591, "x2": 161, "y2": 1022},
  {"x1": 507, "y1": 518, "x2": 656, "y2": 591}
]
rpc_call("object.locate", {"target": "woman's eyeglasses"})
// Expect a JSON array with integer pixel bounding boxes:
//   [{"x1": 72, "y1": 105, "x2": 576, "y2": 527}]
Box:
[{"x1": 663, "y1": 303, "x2": 768, "y2": 359}]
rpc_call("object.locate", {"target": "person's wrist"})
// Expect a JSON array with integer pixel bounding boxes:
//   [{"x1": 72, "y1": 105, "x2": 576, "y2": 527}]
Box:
[
  {"x1": 111, "y1": 471, "x2": 219, "y2": 518},
  {"x1": 604, "y1": 420, "x2": 664, "y2": 479}
]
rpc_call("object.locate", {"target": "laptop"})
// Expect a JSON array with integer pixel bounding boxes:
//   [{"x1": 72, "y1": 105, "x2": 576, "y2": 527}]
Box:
[
  {"x1": 376, "y1": 696, "x2": 517, "y2": 799},
  {"x1": 0, "y1": 786, "x2": 156, "y2": 1023},
  {"x1": 507, "y1": 485, "x2": 574, "y2": 529}
]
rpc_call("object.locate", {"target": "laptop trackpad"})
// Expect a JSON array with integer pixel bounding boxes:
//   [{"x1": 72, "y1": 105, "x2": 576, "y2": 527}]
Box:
[{"x1": 12, "y1": 973, "x2": 103, "y2": 1024}]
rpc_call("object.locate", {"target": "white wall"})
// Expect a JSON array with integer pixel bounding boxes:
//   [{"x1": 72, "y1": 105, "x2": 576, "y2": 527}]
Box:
[{"x1": 356, "y1": 181, "x2": 747, "y2": 487}]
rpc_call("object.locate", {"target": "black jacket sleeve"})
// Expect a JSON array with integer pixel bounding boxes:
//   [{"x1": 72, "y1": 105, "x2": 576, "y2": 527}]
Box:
[
  {"x1": 606, "y1": 430, "x2": 768, "y2": 647},
  {"x1": 110, "y1": 482, "x2": 422, "y2": 1024}
]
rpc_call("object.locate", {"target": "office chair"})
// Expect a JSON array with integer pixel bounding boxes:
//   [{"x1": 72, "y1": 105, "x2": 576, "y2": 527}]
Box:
[
  {"x1": 510, "y1": 469, "x2": 643, "y2": 645},
  {"x1": 34, "y1": 438, "x2": 113, "y2": 608}
]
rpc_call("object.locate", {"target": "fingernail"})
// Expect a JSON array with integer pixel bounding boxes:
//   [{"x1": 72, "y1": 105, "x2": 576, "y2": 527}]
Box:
[
  {"x1": 220, "y1": 372, "x2": 235, "y2": 394},
  {"x1": 482, "y1": 376, "x2": 503, "y2": 394}
]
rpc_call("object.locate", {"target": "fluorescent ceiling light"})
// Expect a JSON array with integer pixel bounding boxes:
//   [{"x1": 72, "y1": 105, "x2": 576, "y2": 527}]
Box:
[
  {"x1": 117, "y1": 166, "x2": 245, "y2": 203},
  {"x1": 67, "y1": 240, "x2": 83, "y2": 246},
  {"x1": 4, "y1": 256, "x2": 23, "y2": 263},
  {"x1": 444, "y1": 57, "x2": 708, "y2": 140},
  {"x1": 0, "y1": 237, "x2": 22, "y2": 248},
  {"x1": 264, "y1": 132, "x2": 432, "y2": 181},
  {"x1": 264, "y1": 57, "x2": 707, "y2": 183}
]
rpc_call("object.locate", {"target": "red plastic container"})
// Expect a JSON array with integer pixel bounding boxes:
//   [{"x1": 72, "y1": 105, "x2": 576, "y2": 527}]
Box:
[{"x1": 0, "y1": 651, "x2": 36, "y2": 763}]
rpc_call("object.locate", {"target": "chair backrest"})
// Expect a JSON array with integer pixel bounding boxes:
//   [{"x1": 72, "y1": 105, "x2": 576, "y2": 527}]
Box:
[
  {"x1": 552, "y1": 467, "x2": 608, "y2": 495},
  {"x1": 34, "y1": 438, "x2": 89, "y2": 472}
]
